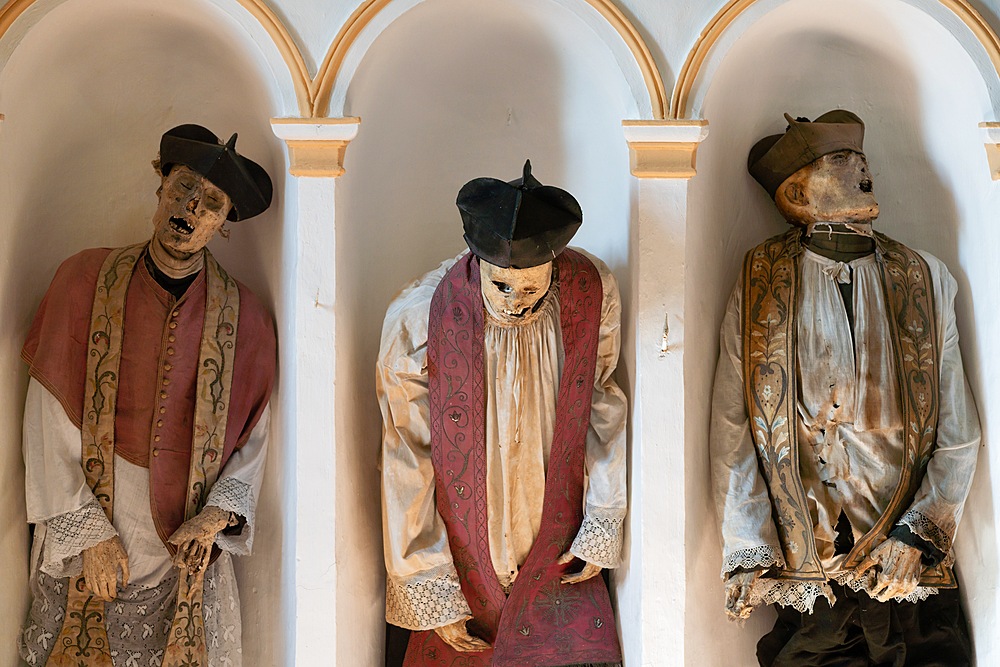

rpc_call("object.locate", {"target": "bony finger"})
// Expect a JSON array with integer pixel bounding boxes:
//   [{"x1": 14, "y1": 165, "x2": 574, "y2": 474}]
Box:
[{"x1": 556, "y1": 551, "x2": 574, "y2": 565}]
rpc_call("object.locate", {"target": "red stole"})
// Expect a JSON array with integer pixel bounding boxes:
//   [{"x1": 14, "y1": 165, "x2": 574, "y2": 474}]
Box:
[{"x1": 408, "y1": 249, "x2": 621, "y2": 667}]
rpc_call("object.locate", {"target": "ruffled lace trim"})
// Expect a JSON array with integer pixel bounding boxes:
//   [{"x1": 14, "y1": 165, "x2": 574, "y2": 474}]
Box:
[
  {"x1": 41, "y1": 498, "x2": 117, "y2": 578},
  {"x1": 570, "y1": 507, "x2": 625, "y2": 569},
  {"x1": 833, "y1": 568, "x2": 940, "y2": 604},
  {"x1": 748, "y1": 579, "x2": 837, "y2": 615},
  {"x1": 898, "y1": 509, "x2": 953, "y2": 565},
  {"x1": 385, "y1": 567, "x2": 472, "y2": 631},
  {"x1": 721, "y1": 545, "x2": 785, "y2": 576},
  {"x1": 205, "y1": 477, "x2": 256, "y2": 556}
]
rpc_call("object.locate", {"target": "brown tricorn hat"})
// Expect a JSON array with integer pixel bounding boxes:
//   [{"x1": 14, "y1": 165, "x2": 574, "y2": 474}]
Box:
[
  {"x1": 457, "y1": 160, "x2": 582, "y2": 269},
  {"x1": 748, "y1": 110, "x2": 865, "y2": 199}
]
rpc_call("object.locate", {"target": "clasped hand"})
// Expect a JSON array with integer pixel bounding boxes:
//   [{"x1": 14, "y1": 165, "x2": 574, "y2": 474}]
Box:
[
  {"x1": 167, "y1": 505, "x2": 235, "y2": 573},
  {"x1": 856, "y1": 537, "x2": 923, "y2": 602},
  {"x1": 434, "y1": 551, "x2": 603, "y2": 652}
]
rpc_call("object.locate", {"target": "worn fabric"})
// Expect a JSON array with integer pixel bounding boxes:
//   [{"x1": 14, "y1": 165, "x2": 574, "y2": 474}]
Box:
[
  {"x1": 757, "y1": 583, "x2": 971, "y2": 667},
  {"x1": 19, "y1": 552, "x2": 244, "y2": 667},
  {"x1": 379, "y1": 249, "x2": 627, "y2": 631},
  {"x1": 21, "y1": 246, "x2": 275, "y2": 543},
  {"x1": 711, "y1": 233, "x2": 980, "y2": 612},
  {"x1": 19, "y1": 243, "x2": 274, "y2": 666},
  {"x1": 400, "y1": 249, "x2": 620, "y2": 666}
]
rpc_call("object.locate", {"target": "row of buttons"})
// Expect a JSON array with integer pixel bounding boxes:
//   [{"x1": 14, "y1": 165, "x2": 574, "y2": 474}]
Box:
[{"x1": 152, "y1": 308, "x2": 182, "y2": 459}]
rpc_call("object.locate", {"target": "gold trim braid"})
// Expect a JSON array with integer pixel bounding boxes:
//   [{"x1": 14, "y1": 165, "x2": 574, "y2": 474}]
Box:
[
  {"x1": 47, "y1": 245, "x2": 241, "y2": 667},
  {"x1": 741, "y1": 230, "x2": 951, "y2": 587}
]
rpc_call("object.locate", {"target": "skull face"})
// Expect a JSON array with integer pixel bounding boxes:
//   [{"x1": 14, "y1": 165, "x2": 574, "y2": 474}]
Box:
[
  {"x1": 479, "y1": 260, "x2": 553, "y2": 324},
  {"x1": 776, "y1": 150, "x2": 878, "y2": 226},
  {"x1": 151, "y1": 165, "x2": 232, "y2": 258}
]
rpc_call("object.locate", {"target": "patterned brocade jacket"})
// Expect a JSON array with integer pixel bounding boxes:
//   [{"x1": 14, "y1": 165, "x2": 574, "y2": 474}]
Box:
[{"x1": 710, "y1": 230, "x2": 981, "y2": 613}]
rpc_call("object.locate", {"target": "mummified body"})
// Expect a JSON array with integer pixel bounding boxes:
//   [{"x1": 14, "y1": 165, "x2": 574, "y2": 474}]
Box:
[
  {"x1": 378, "y1": 162, "x2": 626, "y2": 666},
  {"x1": 18, "y1": 125, "x2": 275, "y2": 667},
  {"x1": 711, "y1": 111, "x2": 980, "y2": 665}
]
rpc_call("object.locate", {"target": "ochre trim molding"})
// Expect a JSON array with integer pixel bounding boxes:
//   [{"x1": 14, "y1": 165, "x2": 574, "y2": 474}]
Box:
[
  {"x1": 312, "y1": 0, "x2": 668, "y2": 119},
  {"x1": 671, "y1": 0, "x2": 1000, "y2": 119},
  {"x1": 271, "y1": 117, "x2": 361, "y2": 177},
  {"x1": 979, "y1": 122, "x2": 1000, "y2": 180},
  {"x1": 0, "y1": 0, "x2": 314, "y2": 116},
  {"x1": 623, "y1": 120, "x2": 710, "y2": 178}
]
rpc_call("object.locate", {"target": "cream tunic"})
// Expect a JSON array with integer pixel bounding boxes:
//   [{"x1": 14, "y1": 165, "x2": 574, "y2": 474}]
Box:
[
  {"x1": 378, "y1": 250, "x2": 627, "y2": 631},
  {"x1": 711, "y1": 245, "x2": 980, "y2": 611}
]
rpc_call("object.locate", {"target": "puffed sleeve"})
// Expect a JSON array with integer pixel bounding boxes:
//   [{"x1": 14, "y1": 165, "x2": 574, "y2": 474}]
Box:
[
  {"x1": 569, "y1": 253, "x2": 628, "y2": 569},
  {"x1": 378, "y1": 258, "x2": 473, "y2": 631},
  {"x1": 710, "y1": 278, "x2": 785, "y2": 576},
  {"x1": 894, "y1": 254, "x2": 981, "y2": 564}
]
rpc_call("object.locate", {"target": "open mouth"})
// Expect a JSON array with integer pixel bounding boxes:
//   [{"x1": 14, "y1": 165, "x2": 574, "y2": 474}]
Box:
[
  {"x1": 502, "y1": 307, "x2": 530, "y2": 318},
  {"x1": 169, "y1": 216, "x2": 195, "y2": 235}
]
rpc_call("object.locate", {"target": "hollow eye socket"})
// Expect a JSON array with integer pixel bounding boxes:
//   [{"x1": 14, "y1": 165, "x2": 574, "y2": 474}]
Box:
[{"x1": 492, "y1": 281, "x2": 513, "y2": 294}]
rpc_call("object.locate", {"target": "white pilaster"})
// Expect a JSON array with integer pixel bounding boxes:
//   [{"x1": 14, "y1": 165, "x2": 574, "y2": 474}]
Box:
[
  {"x1": 270, "y1": 117, "x2": 360, "y2": 667},
  {"x1": 618, "y1": 119, "x2": 709, "y2": 667}
]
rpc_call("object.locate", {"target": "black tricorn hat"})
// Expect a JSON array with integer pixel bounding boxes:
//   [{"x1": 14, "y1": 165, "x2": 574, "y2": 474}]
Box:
[
  {"x1": 457, "y1": 160, "x2": 582, "y2": 269},
  {"x1": 748, "y1": 110, "x2": 865, "y2": 199},
  {"x1": 159, "y1": 124, "x2": 273, "y2": 221}
]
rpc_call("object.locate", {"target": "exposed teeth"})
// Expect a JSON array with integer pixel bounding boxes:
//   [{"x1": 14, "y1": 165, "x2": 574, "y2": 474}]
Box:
[{"x1": 169, "y1": 216, "x2": 195, "y2": 234}]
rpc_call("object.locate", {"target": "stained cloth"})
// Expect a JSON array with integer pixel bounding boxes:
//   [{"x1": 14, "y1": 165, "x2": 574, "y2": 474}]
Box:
[
  {"x1": 711, "y1": 243, "x2": 980, "y2": 612},
  {"x1": 378, "y1": 249, "x2": 627, "y2": 631},
  {"x1": 18, "y1": 247, "x2": 275, "y2": 666}
]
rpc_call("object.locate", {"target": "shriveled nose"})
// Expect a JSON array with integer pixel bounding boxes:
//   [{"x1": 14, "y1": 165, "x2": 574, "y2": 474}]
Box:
[{"x1": 186, "y1": 197, "x2": 199, "y2": 213}]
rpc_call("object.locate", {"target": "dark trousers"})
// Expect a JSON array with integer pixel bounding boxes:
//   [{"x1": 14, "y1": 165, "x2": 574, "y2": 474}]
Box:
[{"x1": 757, "y1": 583, "x2": 972, "y2": 666}]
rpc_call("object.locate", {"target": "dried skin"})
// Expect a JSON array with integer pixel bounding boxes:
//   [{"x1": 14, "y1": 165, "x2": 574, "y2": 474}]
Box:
[
  {"x1": 167, "y1": 505, "x2": 236, "y2": 573},
  {"x1": 82, "y1": 535, "x2": 130, "y2": 601}
]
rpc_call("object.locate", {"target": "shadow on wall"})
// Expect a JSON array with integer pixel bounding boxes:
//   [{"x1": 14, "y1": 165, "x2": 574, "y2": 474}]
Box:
[
  {"x1": 0, "y1": 0, "x2": 286, "y2": 664},
  {"x1": 337, "y1": 0, "x2": 633, "y2": 664},
  {"x1": 686, "y1": 0, "x2": 996, "y2": 662}
]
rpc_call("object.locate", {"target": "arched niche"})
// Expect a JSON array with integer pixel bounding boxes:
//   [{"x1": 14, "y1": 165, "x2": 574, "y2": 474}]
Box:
[
  {"x1": 334, "y1": 0, "x2": 641, "y2": 663},
  {"x1": 685, "y1": 0, "x2": 1000, "y2": 663},
  {"x1": 0, "y1": 0, "x2": 292, "y2": 663},
  {"x1": 316, "y1": 0, "x2": 666, "y2": 119}
]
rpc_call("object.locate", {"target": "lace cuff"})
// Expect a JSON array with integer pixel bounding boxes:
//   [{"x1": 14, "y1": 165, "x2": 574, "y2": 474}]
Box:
[
  {"x1": 748, "y1": 579, "x2": 836, "y2": 615},
  {"x1": 205, "y1": 477, "x2": 256, "y2": 556},
  {"x1": 721, "y1": 545, "x2": 785, "y2": 576},
  {"x1": 41, "y1": 498, "x2": 117, "y2": 578},
  {"x1": 385, "y1": 567, "x2": 472, "y2": 631},
  {"x1": 570, "y1": 506, "x2": 625, "y2": 569},
  {"x1": 897, "y1": 509, "x2": 953, "y2": 564}
]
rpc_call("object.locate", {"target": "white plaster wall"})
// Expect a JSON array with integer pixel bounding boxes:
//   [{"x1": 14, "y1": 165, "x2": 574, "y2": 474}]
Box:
[
  {"x1": 0, "y1": 0, "x2": 289, "y2": 664},
  {"x1": 338, "y1": 0, "x2": 632, "y2": 663},
  {"x1": 687, "y1": 0, "x2": 998, "y2": 664}
]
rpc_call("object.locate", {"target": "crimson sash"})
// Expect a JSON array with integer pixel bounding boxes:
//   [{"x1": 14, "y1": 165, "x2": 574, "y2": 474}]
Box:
[{"x1": 407, "y1": 249, "x2": 621, "y2": 667}]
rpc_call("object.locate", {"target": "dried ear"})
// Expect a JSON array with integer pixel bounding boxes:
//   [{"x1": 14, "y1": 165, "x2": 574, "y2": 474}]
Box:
[{"x1": 784, "y1": 181, "x2": 809, "y2": 206}]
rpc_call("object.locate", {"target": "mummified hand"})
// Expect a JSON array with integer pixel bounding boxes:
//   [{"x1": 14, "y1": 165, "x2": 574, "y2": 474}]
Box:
[
  {"x1": 82, "y1": 535, "x2": 130, "y2": 601},
  {"x1": 856, "y1": 537, "x2": 923, "y2": 602},
  {"x1": 557, "y1": 550, "x2": 602, "y2": 584},
  {"x1": 167, "y1": 505, "x2": 235, "y2": 573},
  {"x1": 434, "y1": 620, "x2": 491, "y2": 652},
  {"x1": 724, "y1": 570, "x2": 760, "y2": 621}
]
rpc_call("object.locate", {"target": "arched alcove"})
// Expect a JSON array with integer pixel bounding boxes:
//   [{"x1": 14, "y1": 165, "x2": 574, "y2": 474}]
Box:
[
  {"x1": 0, "y1": 0, "x2": 292, "y2": 663},
  {"x1": 685, "y1": 0, "x2": 1000, "y2": 663},
  {"x1": 335, "y1": 0, "x2": 639, "y2": 662}
]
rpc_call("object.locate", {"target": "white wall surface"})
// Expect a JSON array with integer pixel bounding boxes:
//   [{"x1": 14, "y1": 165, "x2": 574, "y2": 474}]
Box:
[
  {"x1": 2, "y1": 0, "x2": 1000, "y2": 665},
  {"x1": 688, "y1": 0, "x2": 999, "y2": 664}
]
